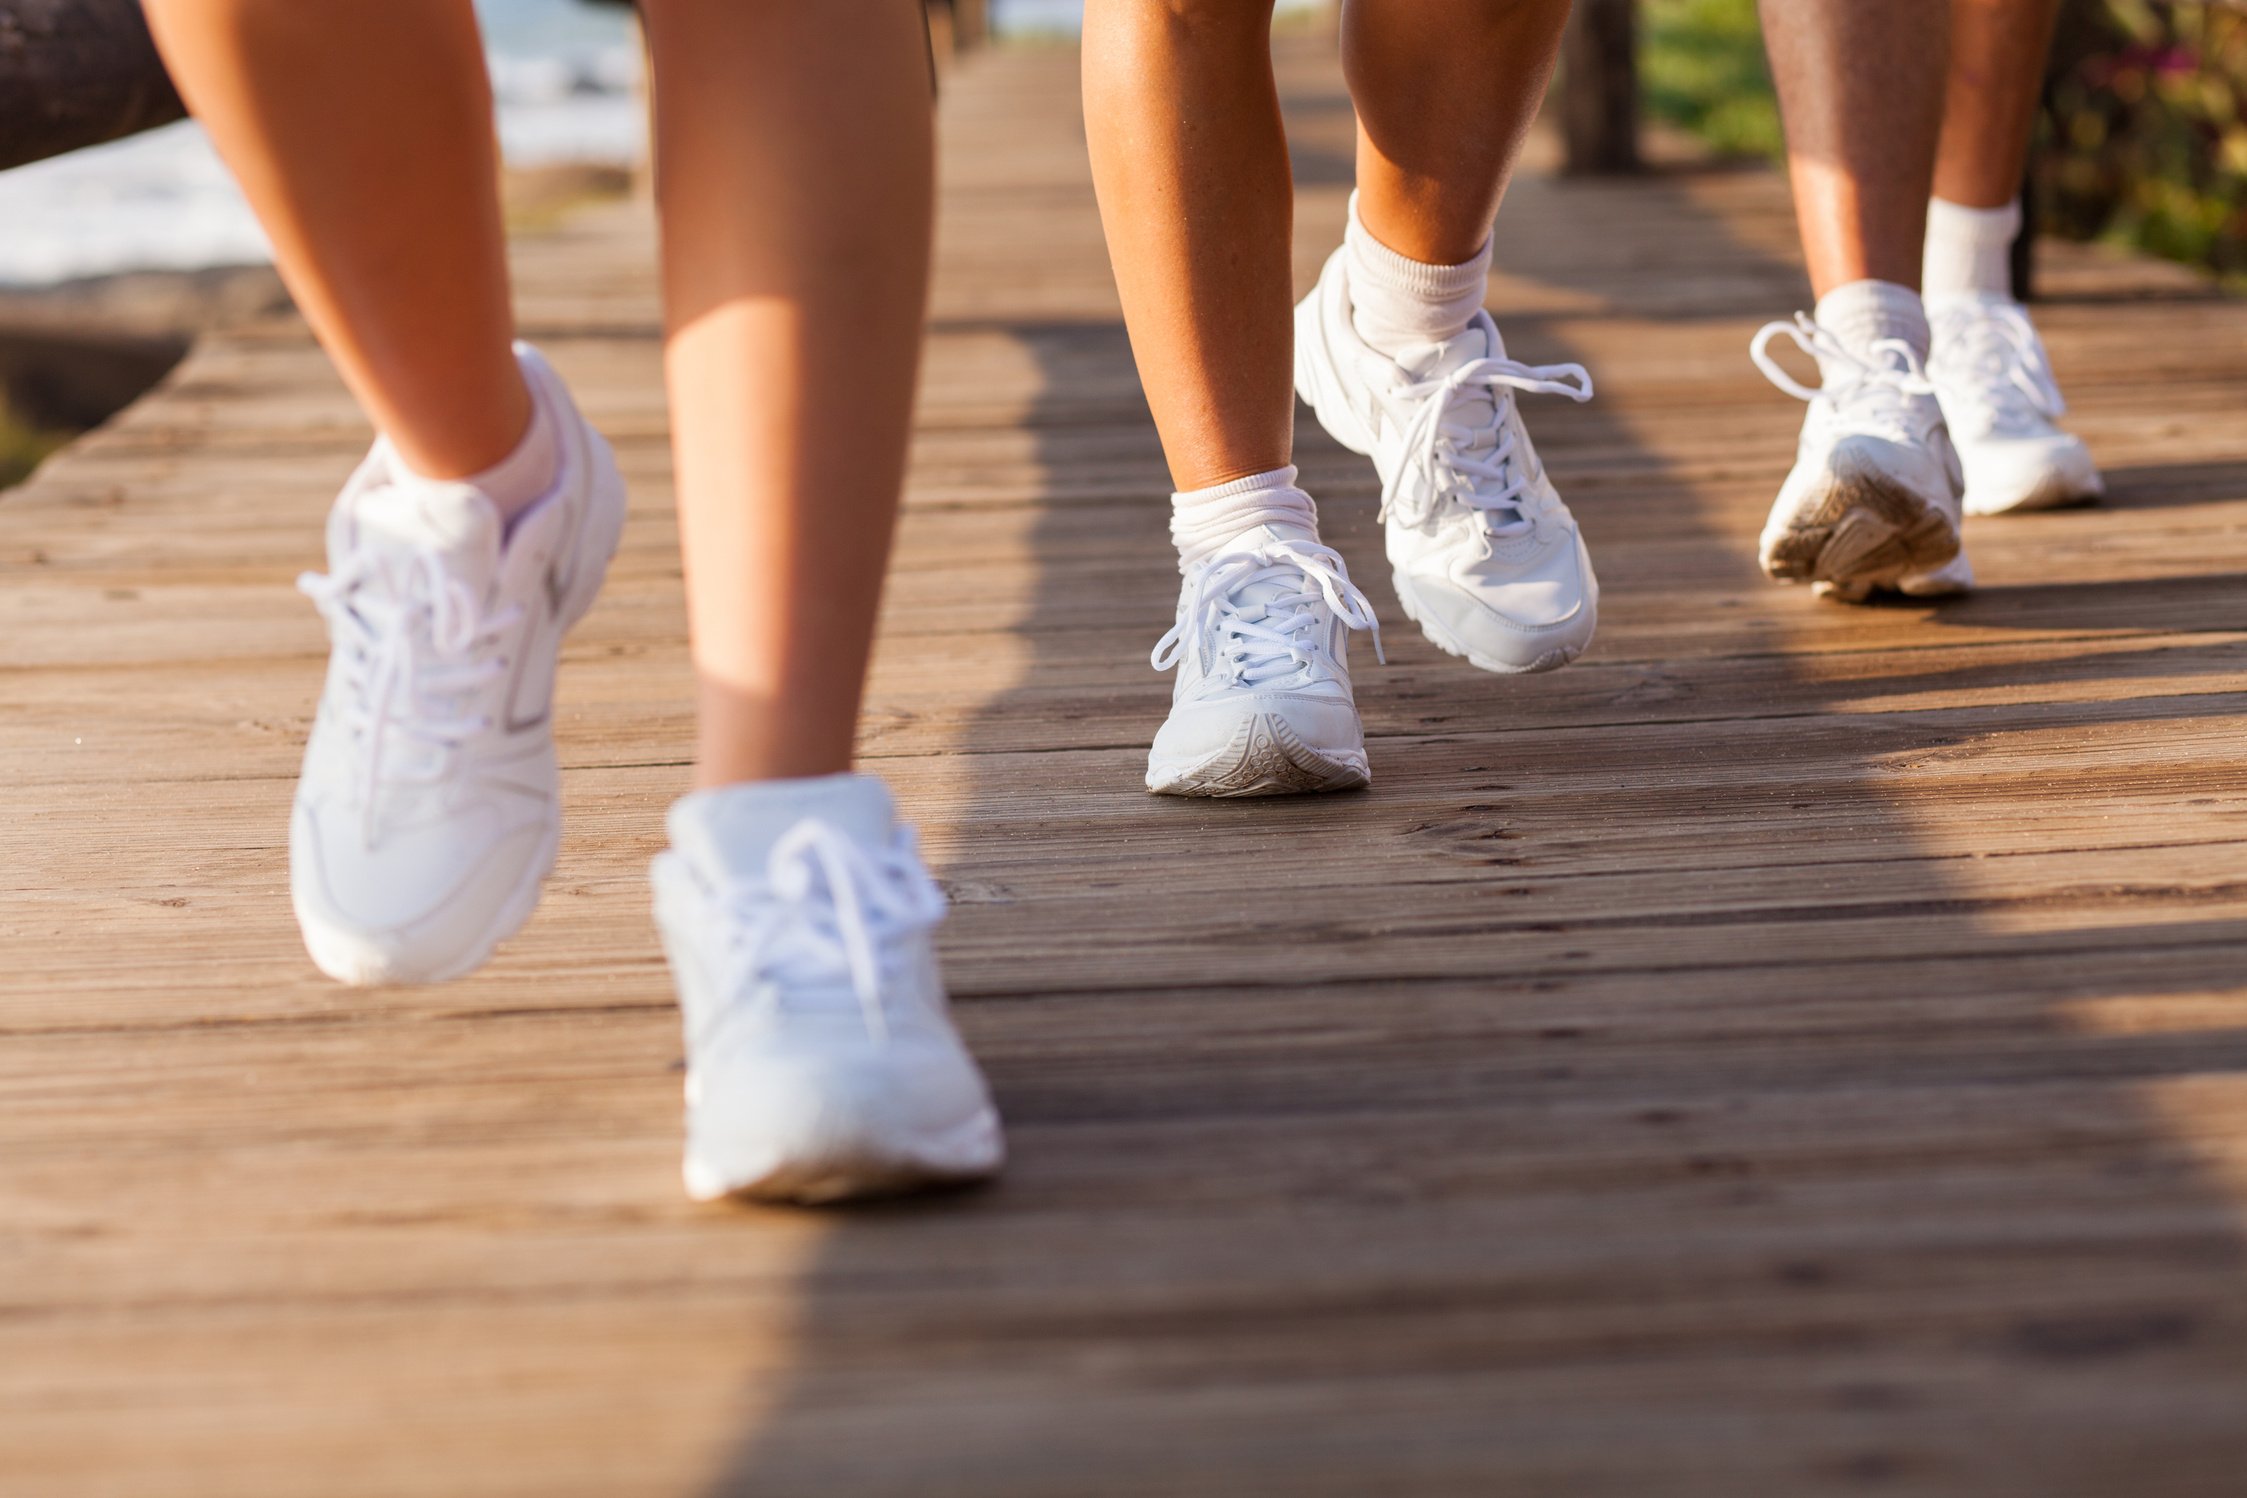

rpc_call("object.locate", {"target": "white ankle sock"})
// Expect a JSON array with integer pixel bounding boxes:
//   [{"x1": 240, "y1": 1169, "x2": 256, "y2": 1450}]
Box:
[
  {"x1": 401, "y1": 380, "x2": 561, "y2": 533},
  {"x1": 1923, "y1": 197, "x2": 2020, "y2": 303},
  {"x1": 1344, "y1": 191, "x2": 1492, "y2": 354},
  {"x1": 1170, "y1": 466, "x2": 1319, "y2": 570},
  {"x1": 1814, "y1": 279, "x2": 1931, "y2": 372}
]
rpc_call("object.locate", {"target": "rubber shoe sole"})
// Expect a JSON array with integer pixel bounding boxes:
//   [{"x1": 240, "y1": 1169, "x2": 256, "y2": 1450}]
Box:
[
  {"x1": 1147, "y1": 710, "x2": 1370, "y2": 798},
  {"x1": 684, "y1": 1104, "x2": 1005, "y2": 1206},
  {"x1": 1761, "y1": 458, "x2": 1960, "y2": 590}
]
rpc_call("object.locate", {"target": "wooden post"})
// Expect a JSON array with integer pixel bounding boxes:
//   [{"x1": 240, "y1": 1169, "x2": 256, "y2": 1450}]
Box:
[
  {"x1": 924, "y1": 0, "x2": 988, "y2": 77},
  {"x1": 2011, "y1": 165, "x2": 2037, "y2": 303},
  {"x1": 951, "y1": 0, "x2": 988, "y2": 52},
  {"x1": 1559, "y1": 0, "x2": 1640, "y2": 176},
  {"x1": 0, "y1": 0, "x2": 187, "y2": 172}
]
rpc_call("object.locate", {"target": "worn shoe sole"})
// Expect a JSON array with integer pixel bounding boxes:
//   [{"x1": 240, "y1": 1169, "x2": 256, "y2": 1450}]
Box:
[
  {"x1": 1761, "y1": 457, "x2": 1960, "y2": 590},
  {"x1": 1147, "y1": 710, "x2": 1370, "y2": 798},
  {"x1": 685, "y1": 1104, "x2": 1005, "y2": 1206}
]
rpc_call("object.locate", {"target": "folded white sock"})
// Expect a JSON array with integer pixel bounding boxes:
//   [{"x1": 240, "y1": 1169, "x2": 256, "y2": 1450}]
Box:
[
  {"x1": 400, "y1": 376, "x2": 560, "y2": 534},
  {"x1": 1345, "y1": 191, "x2": 1491, "y2": 355},
  {"x1": 1814, "y1": 279, "x2": 1931, "y2": 372},
  {"x1": 1170, "y1": 465, "x2": 1320, "y2": 571},
  {"x1": 1923, "y1": 196, "x2": 2020, "y2": 303}
]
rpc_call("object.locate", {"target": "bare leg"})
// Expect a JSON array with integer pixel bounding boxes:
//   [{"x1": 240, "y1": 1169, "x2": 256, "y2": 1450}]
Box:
[
  {"x1": 1758, "y1": 0, "x2": 1951, "y2": 297},
  {"x1": 1344, "y1": 0, "x2": 1573, "y2": 265},
  {"x1": 1933, "y1": 0, "x2": 2058, "y2": 208},
  {"x1": 1083, "y1": 0, "x2": 1291, "y2": 492},
  {"x1": 143, "y1": 0, "x2": 529, "y2": 480},
  {"x1": 641, "y1": 0, "x2": 935, "y2": 787}
]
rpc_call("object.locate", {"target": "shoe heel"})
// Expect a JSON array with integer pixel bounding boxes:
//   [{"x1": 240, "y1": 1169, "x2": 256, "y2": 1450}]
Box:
[
  {"x1": 562, "y1": 431, "x2": 628, "y2": 630},
  {"x1": 1293, "y1": 294, "x2": 1378, "y2": 460}
]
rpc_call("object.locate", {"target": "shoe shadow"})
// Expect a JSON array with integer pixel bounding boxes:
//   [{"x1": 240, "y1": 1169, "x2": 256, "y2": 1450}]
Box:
[{"x1": 2098, "y1": 459, "x2": 2247, "y2": 513}]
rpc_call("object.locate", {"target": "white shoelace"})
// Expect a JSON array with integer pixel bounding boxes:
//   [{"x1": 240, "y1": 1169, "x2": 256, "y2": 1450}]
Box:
[
  {"x1": 1151, "y1": 539, "x2": 1383, "y2": 687},
  {"x1": 1376, "y1": 353, "x2": 1593, "y2": 537},
  {"x1": 1930, "y1": 299, "x2": 2066, "y2": 434},
  {"x1": 1750, "y1": 313, "x2": 1938, "y2": 441},
  {"x1": 299, "y1": 552, "x2": 520, "y2": 845},
  {"x1": 713, "y1": 820, "x2": 946, "y2": 1046}
]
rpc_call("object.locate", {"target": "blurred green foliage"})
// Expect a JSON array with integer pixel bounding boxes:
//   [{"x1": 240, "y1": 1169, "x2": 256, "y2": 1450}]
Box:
[
  {"x1": 0, "y1": 402, "x2": 66, "y2": 491},
  {"x1": 1641, "y1": 0, "x2": 1781, "y2": 160},
  {"x1": 2046, "y1": 0, "x2": 2247, "y2": 280},
  {"x1": 1638, "y1": 0, "x2": 2247, "y2": 283}
]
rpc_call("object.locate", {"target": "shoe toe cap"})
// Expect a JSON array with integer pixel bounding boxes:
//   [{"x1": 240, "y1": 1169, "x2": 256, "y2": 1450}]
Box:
[
  {"x1": 686, "y1": 1030, "x2": 1001, "y2": 1199},
  {"x1": 1405, "y1": 533, "x2": 1597, "y2": 667},
  {"x1": 1152, "y1": 688, "x2": 1362, "y2": 767},
  {"x1": 1960, "y1": 432, "x2": 2102, "y2": 514},
  {"x1": 291, "y1": 800, "x2": 546, "y2": 982}
]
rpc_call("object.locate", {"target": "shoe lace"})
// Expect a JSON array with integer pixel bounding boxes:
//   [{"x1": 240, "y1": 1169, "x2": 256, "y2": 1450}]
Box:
[
  {"x1": 715, "y1": 820, "x2": 946, "y2": 1046},
  {"x1": 1150, "y1": 539, "x2": 1383, "y2": 686},
  {"x1": 1751, "y1": 313, "x2": 1937, "y2": 441},
  {"x1": 1930, "y1": 298, "x2": 2066, "y2": 433},
  {"x1": 298, "y1": 551, "x2": 521, "y2": 846},
  {"x1": 1376, "y1": 351, "x2": 1593, "y2": 540}
]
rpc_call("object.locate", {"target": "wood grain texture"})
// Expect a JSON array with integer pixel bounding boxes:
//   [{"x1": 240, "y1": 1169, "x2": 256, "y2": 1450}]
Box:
[{"x1": 4, "y1": 38, "x2": 2247, "y2": 1498}]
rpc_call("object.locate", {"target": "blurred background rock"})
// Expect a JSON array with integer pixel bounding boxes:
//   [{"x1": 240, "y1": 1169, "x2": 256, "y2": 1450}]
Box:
[{"x1": 0, "y1": 0, "x2": 646, "y2": 488}]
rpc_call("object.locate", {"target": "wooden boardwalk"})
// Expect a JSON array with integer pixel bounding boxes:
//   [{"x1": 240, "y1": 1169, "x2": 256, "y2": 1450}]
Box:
[{"x1": 8, "y1": 39, "x2": 2247, "y2": 1498}]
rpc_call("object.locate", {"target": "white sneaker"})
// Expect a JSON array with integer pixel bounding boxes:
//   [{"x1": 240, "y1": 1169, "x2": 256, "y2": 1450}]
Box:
[
  {"x1": 652, "y1": 775, "x2": 1004, "y2": 1205},
  {"x1": 1147, "y1": 524, "x2": 1381, "y2": 797},
  {"x1": 1929, "y1": 293, "x2": 2103, "y2": 516},
  {"x1": 1751, "y1": 312, "x2": 1965, "y2": 599},
  {"x1": 291, "y1": 345, "x2": 626, "y2": 984},
  {"x1": 1295, "y1": 247, "x2": 1599, "y2": 674}
]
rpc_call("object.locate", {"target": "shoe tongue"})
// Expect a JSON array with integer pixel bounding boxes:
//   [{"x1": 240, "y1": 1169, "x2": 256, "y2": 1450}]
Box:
[
  {"x1": 1815, "y1": 340, "x2": 1930, "y2": 435},
  {"x1": 1395, "y1": 319, "x2": 1504, "y2": 440},
  {"x1": 1393, "y1": 314, "x2": 1503, "y2": 377},
  {"x1": 668, "y1": 773, "x2": 898, "y2": 883},
  {"x1": 1818, "y1": 338, "x2": 1919, "y2": 386},
  {"x1": 1217, "y1": 521, "x2": 1322, "y2": 610},
  {"x1": 351, "y1": 475, "x2": 504, "y2": 598}
]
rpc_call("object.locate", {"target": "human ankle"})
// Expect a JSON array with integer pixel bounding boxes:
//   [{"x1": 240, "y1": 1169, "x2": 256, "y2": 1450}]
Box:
[
  {"x1": 692, "y1": 674, "x2": 858, "y2": 790},
  {"x1": 1170, "y1": 465, "x2": 1320, "y2": 569},
  {"x1": 396, "y1": 370, "x2": 561, "y2": 533},
  {"x1": 1345, "y1": 191, "x2": 1491, "y2": 355},
  {"x1": 1923, "y1": 197, "x2": 2020, "y2": 304}
]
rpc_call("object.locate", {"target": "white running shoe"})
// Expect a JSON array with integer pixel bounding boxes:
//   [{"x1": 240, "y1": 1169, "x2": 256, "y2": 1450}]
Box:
[
  {"x1": 291, "y1": 345, "x2": 626, "y2": 985},
  {"x1": 1929, "y1": 293, "x2": 2103, "y2": 516},
  {"x1": 1294, "y1": 247, "x2": 1598, "y2": 674},
  {"x1": 653, "y1": 775, "x2": 1004, "y2": 1205},
  {"x1": 1751, "y1": 312, "x2": 1965, "y2": 599},
  {"x1": 1147, "y1": 524, "x2": 1382, "y2": 797}
]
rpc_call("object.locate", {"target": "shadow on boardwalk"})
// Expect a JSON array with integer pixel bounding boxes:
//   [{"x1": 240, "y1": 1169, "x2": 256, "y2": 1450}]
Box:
[{"x1": 708, "y1": 42, "x2": 2247, "y2": 1498}]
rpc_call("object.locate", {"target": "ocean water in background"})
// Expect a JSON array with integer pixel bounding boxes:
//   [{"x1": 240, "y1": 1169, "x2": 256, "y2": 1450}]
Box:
[{"x1": 0, "y1": 0, "x2": 643, "y2": 287}]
